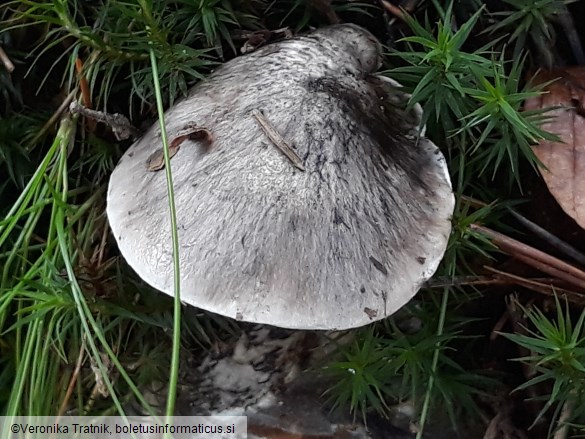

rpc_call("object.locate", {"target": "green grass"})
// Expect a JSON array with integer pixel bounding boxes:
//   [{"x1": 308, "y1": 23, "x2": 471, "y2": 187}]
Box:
[
  {"x1": 503, "y1": 296, "x2": 585, "y2": 436},
  {"x1": 322, "y1": 298, "x2": 496, "y2": 432},
  {"x1": 1, "y1": 0, "x2": 584, "y2": 437}
]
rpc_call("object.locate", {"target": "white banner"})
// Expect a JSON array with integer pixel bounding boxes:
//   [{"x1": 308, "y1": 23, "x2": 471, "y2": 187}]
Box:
[{"x1": 0, "y1": 416, "x2": 247, "y2": 439}]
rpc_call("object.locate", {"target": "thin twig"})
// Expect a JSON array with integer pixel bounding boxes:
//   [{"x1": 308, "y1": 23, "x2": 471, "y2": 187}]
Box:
[
  {"x1": 0, "y1": 45, "x2": 14, "y2": 73},
  {"x1": 427, "y1": 275, "x2": 574, "y2": 289},
  {"x1": 507, "y1": 209, "x2": 585, "y2": 267},
  {"x1": 426, "y1": 275, "x2": 517, "y2": 288},
  {"x1": 557, "y1": 4, "x2": 585, "y2": 65},
  {"x1": 26, "y1": 90, "x2": 76, "y2": 150},
  {"x1": 69, "y1": 101, "x2": 140, "y2": 141},
  {"x1": 380, "y1": 0, "x2": 418, "y2": 22},
  {"x1": 380, "y1": 0, "x2": 404, "y2": 18},
  {"x1": 252, "y1": 109, "x2": 305, "y2": 171},
  {"x1": 75, "y1": 58, "x2": 92, "y2": 109},
  {"x1": 312, "y1": 0, "x2": 341, "y2": 24},
  {"x1": 471, "y1": 224, "x2": 585, "y2": 286},
  {"x1": 461, "y1": 195, "x2": 585, "y2": 266},
  {"x1": 74, "y1": 57, "x2": 97, "y2": 133},
  {"x1": 490, "y1": 309, "x2": 510, "y2": 341},
  {"x1": 57, "y1": 337, "x2": 86, "y2": 418},
  {"x1": 553, "y1": 396, "x2": 575, "y2": 439},
  {"x1": 459, "y1": 195, "x2": 491, "y2": 210},
  {"x1": 513, "y1": 253, "x2": 585, "y2": 291},
  {"x1": 97, "y1": 217, "x2": 109, "y2": 268},
  {"x1": 483, "y1": 266, "x2": 585, "y2": 305}
]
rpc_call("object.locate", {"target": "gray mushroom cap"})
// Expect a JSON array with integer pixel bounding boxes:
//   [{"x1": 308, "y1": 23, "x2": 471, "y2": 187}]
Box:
[{"x1": 106, "y1": 24, "x2": 454, "y2": 330}]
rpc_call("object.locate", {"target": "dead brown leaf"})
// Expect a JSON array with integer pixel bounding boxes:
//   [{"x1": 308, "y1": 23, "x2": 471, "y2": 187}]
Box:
[
  {"x1": 146, "y1": 124, "x2": 212, "y2": 172},
  {"x1": 524, "y1": 67, "x2": 585, "y2": 230}
]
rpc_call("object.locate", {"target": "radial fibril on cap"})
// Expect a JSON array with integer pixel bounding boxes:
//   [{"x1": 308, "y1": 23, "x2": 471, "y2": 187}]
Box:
[{"x1": 106, "y1": 24, "x2": 454, "y2": 330}]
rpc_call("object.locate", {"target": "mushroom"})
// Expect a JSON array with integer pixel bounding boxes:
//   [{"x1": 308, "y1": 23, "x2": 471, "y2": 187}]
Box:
[{"x1": 106, "y1": 24, "x2": 454, "y2": 330}]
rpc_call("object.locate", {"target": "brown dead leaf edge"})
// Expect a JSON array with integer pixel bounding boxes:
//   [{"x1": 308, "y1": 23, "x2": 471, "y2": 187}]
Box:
[{"x1": 524, "y1": 67, "x2": 585, "y2": 230}]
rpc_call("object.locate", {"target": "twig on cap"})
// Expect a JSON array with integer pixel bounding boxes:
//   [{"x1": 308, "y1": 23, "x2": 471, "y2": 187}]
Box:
[{"x1": 252, "y1": 109, "x2": 305, "y2": 171}]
